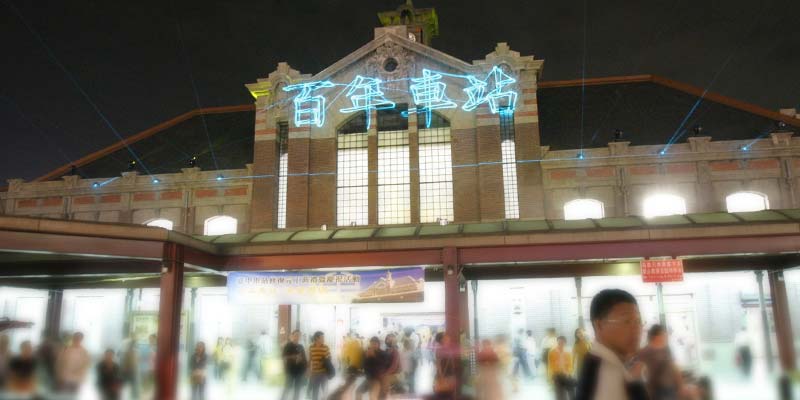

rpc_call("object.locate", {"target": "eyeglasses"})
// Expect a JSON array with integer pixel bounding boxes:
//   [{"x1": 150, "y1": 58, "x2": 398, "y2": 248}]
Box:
[{"x1": 603, "y1": 317, "x2": 645, "y2": 328}]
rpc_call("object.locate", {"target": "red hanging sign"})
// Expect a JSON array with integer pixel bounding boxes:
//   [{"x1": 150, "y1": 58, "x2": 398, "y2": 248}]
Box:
[{"x1": 641, "y1": 259, "x2": 684, "y2": 283}]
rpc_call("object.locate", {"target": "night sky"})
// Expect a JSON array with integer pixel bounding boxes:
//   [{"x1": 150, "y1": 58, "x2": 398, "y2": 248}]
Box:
[{"x1": 2, "y1": 0, "x2": 799, "y2": 183}]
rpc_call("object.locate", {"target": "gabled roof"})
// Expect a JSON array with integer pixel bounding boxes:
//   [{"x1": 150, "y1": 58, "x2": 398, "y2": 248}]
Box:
[
  {"x1": 33, "y1": 105, "x2": 254, "y2": 182},
  {"x1": 537, "y1": 75, "x2": 799, "y2": 150},
  {"x1": 312, "y1": 31, "x2": 475, "y2": 81},
  {"x1": 13, "y1": 73, "x2": 798, "y2": 188}
]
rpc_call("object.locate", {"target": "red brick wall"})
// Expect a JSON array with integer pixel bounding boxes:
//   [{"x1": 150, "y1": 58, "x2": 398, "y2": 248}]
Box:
[
  {"x1": 308, "y1": 138, "x2": 336, "y2": 228},
  {"x1": 476, "y1": 124, "x2": 505, "y2": 220},
  {"x1": 452, "y1": 128, "x2": 480, "y2": 222},
  {"x1": 286, "y1": 137, "x2": 310, "y2": 228},
  {"x1": 515, "y1": 122, "x2": 544, "y2": 219},
  {"x1": 250, "y1": 139, "x2": 277, "y2": 230}
]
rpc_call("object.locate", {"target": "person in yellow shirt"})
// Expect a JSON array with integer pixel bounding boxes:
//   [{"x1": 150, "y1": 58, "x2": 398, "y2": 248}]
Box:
[
  {"x1": 342, "y1": 333, "x2": 363, "y2": 374},
  {"x1": 548, "y1": 336, "x2": 576, "y2": 400},
  {"x1": 572, "y1": 328, "x2": 592, "y2": 375}
]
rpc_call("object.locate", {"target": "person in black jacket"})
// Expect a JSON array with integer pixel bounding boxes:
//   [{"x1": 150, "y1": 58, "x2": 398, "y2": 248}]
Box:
[
  {"x1": 281, "y1": 330, "x2": 307, "y2": 400},
  {"x1": 357, "y1": 337, "x2": 386, "y2": 399},
  {"x1": 575, "y1": 289, "x2": 649, "y2": 400},
  {"x1": 96, "y1": 349, "x2": 122, "y2": 400}
]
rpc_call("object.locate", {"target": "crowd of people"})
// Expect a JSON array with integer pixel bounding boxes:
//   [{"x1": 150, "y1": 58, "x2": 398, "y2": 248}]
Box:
[
  {"x1": 270, "y1": 289, "x2": 713, "y2": 400},
  {"x1": 0, "y1": 289, "x2": 722, "y2": 400},
  {"x1": 0, "y1": 331, "x2": 158, "y2": 400}
]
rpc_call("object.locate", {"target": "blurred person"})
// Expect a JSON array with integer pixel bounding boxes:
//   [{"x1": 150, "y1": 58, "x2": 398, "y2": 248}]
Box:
[
  {"x1": 342, "y1": 332, "x2": 364, "y2": 375},
  {"x1": 189, "y1": 342, "x2": 208, "y2": 400},
  {"x1": 0, "y1": 334, "x2": 9, "y2": 389},
  {"x1": 280, "y1": 330, "x2": 307, "y2": 400},
  {"x1": 242, "y1": 337, "x2": 259, "y2": 382},
  {"x1": 96, "y1": 349, "x2": 122, "y2": 400},
  {"x1": 7, "y1": 340, "x2": 36, "y2": 394},
  {"x1": 431, "y1": 332, "x2": 459, "y2": 399},
  {"x1": 121, "y1": 337, "x2": 140, "y2": 400},
  {"x1": 257, "y1": 330, "x2": 274, "y2": 378},
  {"x1": 541, "y1": 328, "x2": 558, "y2": 377},
  {"x1": 575, "y1": 289, "x2": 648, "y2": 400},
  {"x1": 494, "y1": 335, "x2": 513, "y2": 393},
  {"x1": 513, "y1": 328, "x2": 533, "y2": 380},
  {"x1": 476, "y1": 339, "x2": 503, "y2": 400},
  {"x1": 357, "y1": 337, "x2": 385, "y2": 400},
  {"x1": 213, "y1": 337, "x2": 224, "y2": 380},
  {"x1": 637, "y1": 325, "x2": 684, "y2": 400},
  {"x1": 36, "y1": 331, "x2": 61, "y2": 390},
  {"x1": 308, "y1": 331, "x2": 332, "y2": 400},
  {"x1": 57, "y1": 331, "x2": 91, "y2": 393},
  {"x1": 383, "y1": 333, "x2": 402, "y2": 395},
  {"x1": 733, "y1": 326, "x2": 752, "y2": 378},
  {"x1": 573, "y1": 328, "x2": 592, "y2": 375},
  {"x1": 548, "y1": 336, "x2": 575, "y2": 400},
  {"x1": 399, "y1": 338, "x2": 417, "y2": 393},
  {"x1": 524, "y1": 330, "x2": 538, "y2": 372},
  {"x1": 404, "y1": 327, "x2": 421, "y2": 392},
  {"x1": 140, "y1": 334, "x2": 157, "y2": 394}
]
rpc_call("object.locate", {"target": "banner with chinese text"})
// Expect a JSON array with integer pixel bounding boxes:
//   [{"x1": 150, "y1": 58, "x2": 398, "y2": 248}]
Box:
[
  {"x1": 227, "y1": 268, "x2": 425, "y2": 304},
  {"x1": 641, "y1": 259, "x2": 684, "y2": 283}
]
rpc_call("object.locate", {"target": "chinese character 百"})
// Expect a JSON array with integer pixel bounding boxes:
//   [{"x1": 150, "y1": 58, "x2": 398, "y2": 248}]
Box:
[{"x1": 283, "y1": 80, "x2": 335, "y2": 128}]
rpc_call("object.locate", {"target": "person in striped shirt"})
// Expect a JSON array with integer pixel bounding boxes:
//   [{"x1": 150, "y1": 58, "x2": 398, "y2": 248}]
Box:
[{"x1": 308, "y1": 331, "x2": 331, "y2": 400}]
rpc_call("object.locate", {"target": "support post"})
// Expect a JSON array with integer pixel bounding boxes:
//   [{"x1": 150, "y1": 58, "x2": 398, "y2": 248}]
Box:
[
  {"x1": 471, "y1": 280, "x2": 479, "y2": 340},
  {"x1": 122, "y1": 288, "x2": 134, "y2": 337},
  {"x1": 755, "y1": 270, "x2": 775, "y2": 372},
  {"x1": 575, "y1": 277, "x2": 584, "y2": 329},
  {"x1": 188, "y1": 288, "x2": 198, "y2": 352},
  {"x1": 155, "y1": 242, "x2": 185, "y2": 400},
  {"x1": 768, "y1": 270, "x2": 796, "y2": 372},
  {"x1": 44, "y1": 289, "x2": 63, "y2": 340},
  {"x1": 656, "y1": 283, "x2": 667, "y2": 327},
  {"x1": 279, "y1": 305, "x2": 292, "y2": 345},
  {"x1": 443, "y1": 247, "x2": 462, "y2": 344}
]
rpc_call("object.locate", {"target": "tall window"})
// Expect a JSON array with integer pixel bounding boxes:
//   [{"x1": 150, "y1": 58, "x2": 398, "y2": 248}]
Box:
[
  {"x1": 275, "y1": 122, "x2": 289, "y2": 229},
  {"x1": 145, "y1": 218, "x2": 173, "y2": 230},
  {"x1": 419, "y1": 112, "x2": 454, "y2": 223},
  {"x1": 564, "y1": 199, "x2": 604, "y2": 220},
  {"x1": 500, "y1": 109, "x2": 519, "y2": 219},
  {"x1": 377, "y1": 106, "x2": 410, "y2": 225},
  {"x1": 337, "y1": 112, "x2": 369, "y2": 226},
  {"x1": 642, "y1": 194, "x2": 687, "y2": 218},
  {"x1": 726, "y1": 192, "x2": 769, "y2": 212},
  {"x1": 204, "y1": 215, "x2": 237, "y2": 235}
]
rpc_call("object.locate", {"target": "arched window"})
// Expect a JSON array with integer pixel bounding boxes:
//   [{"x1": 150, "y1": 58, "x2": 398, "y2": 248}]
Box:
[
  {"x1": 204, "y1": 216, "x2": 237, "y2": 235},
  {"x1": 377, "y1": 106, "x2": 410, "y2": 225},
  {"x1": 418, "y1": 112, "x2": 453, "y2": 224},
  {"x1": 337, "y1": 112, "x2": 370, "y2": 226},
  {"x1": 642, "y1": 194, "x2": 687, "y2": 218},
  {"x1": 499, "y1": 109, "x2": 519, "y2": 219},
  {"x1": 564, "y1": 199, "x2": 604, "y2": 220},
  {"x1": 726, "y1": 192, "x2": 769, "y2": 212},
  {"x1": 145, "y1": 218, "x2": 173, "y2": 230}
]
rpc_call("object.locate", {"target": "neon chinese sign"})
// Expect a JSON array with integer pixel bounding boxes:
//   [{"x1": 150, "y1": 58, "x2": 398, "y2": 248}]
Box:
[{"x1": 282, "y1": 66, "x2": 518, "y2": 128}]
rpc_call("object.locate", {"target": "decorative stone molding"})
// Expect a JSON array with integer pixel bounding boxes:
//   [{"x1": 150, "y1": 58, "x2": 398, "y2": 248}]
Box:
[
  {"x1": 688, "y1": 136, "x2": 712, "y2": 152},
  {"x1": 366, "y1": 41, "x2": 415, "y2": 82},
  {"x1": 473, "y1": 42, "x2": 544, "y2": 77},
  {"x1": 120, "y1": 171, "x2": 139, "y2": 186},
  {"x1": 608, "y1": 141, "x2": 630, "y2": 156},
  {"x1": 61, "y1": 175, "x2": 80, "y2": 188},
  {"x1": 771, "y1": 131, "x2": 793, "y2": 147},
  {"x1": 6, "y1": 179, "x2": 23, "y2": 193}
]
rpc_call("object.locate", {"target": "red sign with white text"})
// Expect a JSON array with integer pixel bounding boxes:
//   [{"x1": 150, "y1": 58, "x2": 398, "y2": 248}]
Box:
[{"x1": 641, "y1": 259, "x2": 684, "y2": 283}]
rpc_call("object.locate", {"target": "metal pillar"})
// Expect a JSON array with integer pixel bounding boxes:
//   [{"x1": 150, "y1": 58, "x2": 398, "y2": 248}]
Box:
[
  {"x1": 656, "y1": 283, "x2": 667, "y2": 327},
  {"x1": 767, "y1": 270, "x2": 796, "y2": 372},
  {"x1": 471, "y1": 280, "x2": 479, "y2": 340},
  {"x1": 155, "y1": 243, "x2": 185, "y2": 400},
  {"x1": 122, "y1": 288, "x2": 134, "y2": 337},
  {"x1": 443, "y1": 247, "x2": 462, "y2": 345},
  {"x1": 575, "y1": 277, "x2": 584, "y2": 329},
  {"x1": 44, "y1": 289, "x2": 63, "y2": 340},
  {"x1": 755, "y1": 270, "x2": 775, "y2": 372}
]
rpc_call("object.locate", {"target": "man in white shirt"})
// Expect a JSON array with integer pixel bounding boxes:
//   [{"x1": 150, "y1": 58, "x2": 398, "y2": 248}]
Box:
[
  {"x1": 576, "y1": 289, "x2": 648, "y2": 400},
  {"x1": 524, "y1": 330, "x2": 538, "y2": 373},
  {"x1": 57, "y1": 331, "x2": 91, "y2": 394}
]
